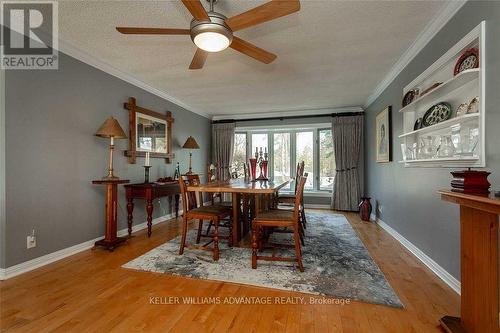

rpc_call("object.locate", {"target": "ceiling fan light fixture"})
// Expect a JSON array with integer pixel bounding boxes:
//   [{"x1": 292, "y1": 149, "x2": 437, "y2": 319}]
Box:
[
  {"x1": 190, "y1": 11, "x2": 233, "y2": 53},
  {"x1": 193, "y1": 31, "x2": 230, "y2": 52}
]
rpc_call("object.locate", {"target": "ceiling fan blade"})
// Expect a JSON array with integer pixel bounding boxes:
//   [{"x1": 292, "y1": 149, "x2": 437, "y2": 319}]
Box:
[
  {"x1": 181, "y1": 0, "x2": 210, "y2": 21},
  {"x1": 116, "y1": 27, "x2": 190, "y2": 35},
  {"x1": 230, "y1": 37, "x2": 277, "y2": 64},
  {"x1": 225, "y1": 0, "x2": 300, "y2": 32},
  {"x1": 189, "y1": 48, "x2": 208, "y2": 70}
]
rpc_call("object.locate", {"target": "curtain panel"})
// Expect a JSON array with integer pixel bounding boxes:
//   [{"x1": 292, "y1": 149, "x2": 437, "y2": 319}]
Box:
[
  {"x1": 331, "y1": 115, "x2": 363, "y2": 211},
  {"x1": 212, "y1": 123, "x2": 235, "y2": 180}
]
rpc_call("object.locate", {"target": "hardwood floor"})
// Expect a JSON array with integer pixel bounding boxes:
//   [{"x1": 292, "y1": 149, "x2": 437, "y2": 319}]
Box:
[{"x1": 0, "y1": 211, "x2": 459, "y2": 332}]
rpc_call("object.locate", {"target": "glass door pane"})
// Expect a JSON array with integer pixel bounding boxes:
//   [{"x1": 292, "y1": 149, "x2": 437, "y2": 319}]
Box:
[
  {"x1": 273, "y1": 133, "x2": 291, "y2": 178},
  {"x1": 319, "y1": 129, "x2": 335, "y2": 190},
  {"x1": 251, "y1": 133, "x2": 268, "y2": 159},
  {"x1": 296, "y1": 131, "x2": 314, "y2": 189},
  {"x1": 233, "y1": 133, "x2": 247, "y2": 177}
]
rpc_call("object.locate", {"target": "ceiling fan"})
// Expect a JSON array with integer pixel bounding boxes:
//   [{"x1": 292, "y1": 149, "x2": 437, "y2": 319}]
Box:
[{"x1": 116, "y1": 0, "x2": 300, "y2": 69}]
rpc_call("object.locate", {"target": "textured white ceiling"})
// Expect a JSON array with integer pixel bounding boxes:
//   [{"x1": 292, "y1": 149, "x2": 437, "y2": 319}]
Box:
[{"x1": 58, "y1": 0, "x2": 448, "y2": 118}]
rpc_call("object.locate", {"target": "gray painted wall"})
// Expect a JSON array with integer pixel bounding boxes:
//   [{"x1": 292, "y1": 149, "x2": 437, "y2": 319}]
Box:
[
  {"x1": 4, "y1": 52, "x2": 211, "y2": 267},
  {"x1": 365, "y1": 1, "x2": 500, "y2": 280}
]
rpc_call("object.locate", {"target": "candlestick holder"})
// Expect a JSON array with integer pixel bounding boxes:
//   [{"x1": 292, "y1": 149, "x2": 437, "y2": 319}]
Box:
[
  {"x1": 255, "y1": 149, "x2": 269, "y2": 181},
  {"x1": 143, "y1": 166, "x2": 152, "y2": 183}
]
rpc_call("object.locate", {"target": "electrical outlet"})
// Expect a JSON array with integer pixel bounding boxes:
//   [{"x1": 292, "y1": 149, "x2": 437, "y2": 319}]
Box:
[{"x1": 27, "y1": 229, "x2": 36, "y2": 249}]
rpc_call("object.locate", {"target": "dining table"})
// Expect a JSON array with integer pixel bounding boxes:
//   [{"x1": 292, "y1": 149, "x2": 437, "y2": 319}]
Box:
[{"x1": 187, "y1": 177, "x2": 291, "y2": 246}]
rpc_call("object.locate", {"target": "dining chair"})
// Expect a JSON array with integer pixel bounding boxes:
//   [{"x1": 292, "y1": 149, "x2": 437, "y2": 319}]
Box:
[
  {"x1": 251, "y1": 174, "x2": 307, "y2": 272},
  {"x1": 204, "y1": 161, "x2": 241, "y2": 240},
  {"x1": 178, "y1": 174, "x2": 233, "y2": 261},
  {"x1": 275, "y1": 161, "x2": 307, "y2": 229}
]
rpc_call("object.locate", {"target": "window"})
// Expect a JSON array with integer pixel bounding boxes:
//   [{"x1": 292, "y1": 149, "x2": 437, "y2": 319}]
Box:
[
  {"x1": 296, "y1": 131, "x2": 314, "y2": 189},
  {"x1": 273, "y1": 133, "x2": 291, "y2": 178},
  {"x1": 233, "y1": 126, "x2": 335, "y2": 192},
  {"x1": 319, "y1": 129, "x2": 335, "y2": 190},
  {"x1": 251, "y1": 133, "x2": 268, "y2": 158},
  {"x1": 233, "y1": 133, "x2": 247, "y2": 176}
]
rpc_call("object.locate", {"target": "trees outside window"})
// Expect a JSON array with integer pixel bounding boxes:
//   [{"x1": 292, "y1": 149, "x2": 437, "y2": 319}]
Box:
[{"x1": 232, "y1": 127, "x2": 334, "y2": 192}]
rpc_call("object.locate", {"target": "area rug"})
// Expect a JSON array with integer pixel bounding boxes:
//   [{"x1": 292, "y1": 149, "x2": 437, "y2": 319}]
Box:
[{"x1": 123, "y1": 211, "x2": 403, "y2": 308}]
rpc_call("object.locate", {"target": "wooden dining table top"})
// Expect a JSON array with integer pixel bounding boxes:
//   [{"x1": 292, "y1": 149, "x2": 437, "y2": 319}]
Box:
[{"x1": 187, "y1": 177, "x2": 291, "y2": 194}]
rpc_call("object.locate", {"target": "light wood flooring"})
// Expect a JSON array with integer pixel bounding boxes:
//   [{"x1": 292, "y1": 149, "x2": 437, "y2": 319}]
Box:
[{"x1": 0, "y1": 211, "x2": 459, "y2": 332}]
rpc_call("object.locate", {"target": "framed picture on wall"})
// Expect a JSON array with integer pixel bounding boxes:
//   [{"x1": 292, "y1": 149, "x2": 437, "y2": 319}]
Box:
[{"x1": 376, "y1": 106, "x2": 392, "y2": 163}]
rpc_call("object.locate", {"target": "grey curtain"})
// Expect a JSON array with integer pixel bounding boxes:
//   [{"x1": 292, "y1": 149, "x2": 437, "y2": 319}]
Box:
[
  {"x1": 331, "y1": 115, "x2": 363, "y2": 211},
  {"x1": 212, "y1": 123, "x2": 235, "y2": 180}
]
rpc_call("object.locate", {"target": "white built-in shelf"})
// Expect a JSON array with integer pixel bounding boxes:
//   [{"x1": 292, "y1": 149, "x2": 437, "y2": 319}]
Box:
[
  {"x1": 399, "y1": 68, "x2": 479, "y2": 113},
  {"x1": 399, "y1": 156, "x2": 479, "y2": 164},
  {"x1": 399, "y1": 21, "x2": 485, "y2": 168},
  {"x1": 399, "y1": 113, "x2": 479, "y2": 138}
]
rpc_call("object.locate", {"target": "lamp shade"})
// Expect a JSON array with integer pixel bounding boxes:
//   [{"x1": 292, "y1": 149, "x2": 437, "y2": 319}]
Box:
[
  {"x1": 182, "y1": 136, "x2": 200, "y2": 149},
  {"x1": 95, "y1": 117, "x2": 127, "y2": 138}
]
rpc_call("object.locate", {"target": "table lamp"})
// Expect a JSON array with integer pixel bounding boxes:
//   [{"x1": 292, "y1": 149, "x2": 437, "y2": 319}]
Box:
[
  {"x1": 95, "y1": 117, "x2": 127, "y2": 180},
  {"x1": 182, "y1": 136, "x2": 200, "y2": 174}
]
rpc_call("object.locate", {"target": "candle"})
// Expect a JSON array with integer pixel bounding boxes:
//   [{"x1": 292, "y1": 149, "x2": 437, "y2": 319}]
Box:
[
  {"x1": 145, "y1": 152, "x2": 150, "y2": 166},
  {"x1": 264, "y1": 147, "x2": 267, "y2": 153}
]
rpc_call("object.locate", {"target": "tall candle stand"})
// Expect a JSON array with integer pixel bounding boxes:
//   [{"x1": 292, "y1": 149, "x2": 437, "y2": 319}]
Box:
[
  {"x1": 143, "y1": 166, "x2": 152, "y2": 183},
  {"x1": 255, "y1": 148, "x2": 269, "y2": 181}
]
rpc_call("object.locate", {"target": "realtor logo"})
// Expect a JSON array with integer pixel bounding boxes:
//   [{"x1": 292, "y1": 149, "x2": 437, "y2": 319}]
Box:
[{"x1": 1, "y1": 1, "x2": 58, "y2": 69}]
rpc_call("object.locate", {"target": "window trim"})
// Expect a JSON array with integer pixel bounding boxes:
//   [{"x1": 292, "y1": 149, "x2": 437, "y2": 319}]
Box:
[{"x1": 235, "y1": 127, "x2": 334, "y2": 192}]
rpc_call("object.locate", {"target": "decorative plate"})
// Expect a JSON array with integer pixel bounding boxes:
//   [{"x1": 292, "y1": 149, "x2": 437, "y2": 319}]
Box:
[
  {"x1": 455, "y1": 103, "x2": 469, "y2": 117},
  {"x1": 454, "y1": 48, "x2": 479, "y2": 76},
  {"x1": 420, "y1": 82, "x2": 442, "y2": 97},
  {"x1": 413, "y1": 117, "x2": 423, "y2": 131},
  {"x1": 467, "y1": 96, "x2": 480, "y2": 114},
  {"x1": 402, "y1": 89, "x2": 419, "y2": 107},
  {"x1": 422, "y1": 102, "x2": 452, "y2": 127}
]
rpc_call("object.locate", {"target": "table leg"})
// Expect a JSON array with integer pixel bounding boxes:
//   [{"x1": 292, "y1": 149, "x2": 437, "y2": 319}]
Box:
[
  {"x1": 254, "y1": 194, "x2": 261, "y2": 216},
  {"x1": 175, "y1": 194, "x2": 180, "y2": 219},
  {"x1": 104, "y1": 184, "x2": 117, "y2": 242},
  {"x1": 232, "y1": 192, "x2": 241, "y2": 246},
  {"x1": 243, "y1": 194, "x2": 249, "y2": 236},
  {"x1": 146, "y1": 199, "x2": 154, "y2": 237},
  {"x1": 126, "y1": 197, "x2": 134, "y2": 237},
  {"x1": 264, "y1": 194, "x2": 271, "y2": 211}
]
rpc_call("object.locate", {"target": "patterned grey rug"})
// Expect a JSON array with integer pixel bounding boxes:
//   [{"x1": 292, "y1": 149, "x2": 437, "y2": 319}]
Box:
[{"x1": 123, "y1": 211, "x2": 402, "y2": 308}]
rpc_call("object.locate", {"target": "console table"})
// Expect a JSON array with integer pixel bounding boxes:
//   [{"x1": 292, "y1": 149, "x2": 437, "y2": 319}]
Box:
[
  {"x1": 92, "y1": 179, "x2": 130, "y2": 251},
  {"x1": 124, "y1": 182, "x2": 180, "y2": 237},
  {"x1": 438, "y1": 190, "x2": 500, "y2": 333}
]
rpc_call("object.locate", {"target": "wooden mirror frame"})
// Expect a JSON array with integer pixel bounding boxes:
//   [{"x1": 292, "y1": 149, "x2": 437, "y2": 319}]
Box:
[{"x1": 123, "y1": 97, "x2": 174, "y2": 164}]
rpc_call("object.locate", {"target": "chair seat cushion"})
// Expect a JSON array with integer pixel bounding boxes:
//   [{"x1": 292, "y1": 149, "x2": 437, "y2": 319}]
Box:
[
  {"x1": 189, "y1": 205, "x2": 231, "y2": 217},
  {"x1": 277, "y1": 194, "x2": 296, "y2": 204},
  {"x1": 253, "y1": 210, "x2": 294, "y2": 224}
]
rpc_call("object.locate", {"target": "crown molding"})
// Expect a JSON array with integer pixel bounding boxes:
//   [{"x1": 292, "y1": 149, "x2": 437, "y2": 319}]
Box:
[
  {"x1": 212, "y1": 106, "x2": 364, "y2": 121},
  {"x1": 364, "y1": 0, "x2": 467, "y2": 108},
  {"x1": 56, "y1": 38, "x2": 210, "y2": 119}
]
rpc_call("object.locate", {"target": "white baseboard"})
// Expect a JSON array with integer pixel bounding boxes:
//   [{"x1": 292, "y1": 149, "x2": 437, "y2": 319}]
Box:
[
  {"x1": 371, "y1": 214, "x2": 460, "y2": 295},
  {"x1": 0, "y1": 211, "x2": 179, "y2": 281},
  {"x1": 305, "y1": 204, "x2": 331, "y2": 209}
]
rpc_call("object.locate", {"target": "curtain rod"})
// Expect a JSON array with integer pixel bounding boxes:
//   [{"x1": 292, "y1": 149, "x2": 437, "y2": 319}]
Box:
[{"x1": 212, "y1": 112, "x2": 364, "y2": 124}]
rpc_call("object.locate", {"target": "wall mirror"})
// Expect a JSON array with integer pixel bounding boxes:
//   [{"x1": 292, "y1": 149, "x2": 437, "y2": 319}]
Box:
[
  {"x1": 136, "y1": 114, "x2": 167, "y2": 153},
  {"x1": 124, "y1": 97, "x2": 174, "y2": 163}
]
